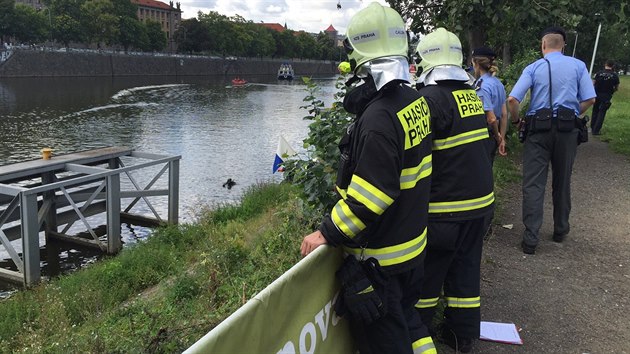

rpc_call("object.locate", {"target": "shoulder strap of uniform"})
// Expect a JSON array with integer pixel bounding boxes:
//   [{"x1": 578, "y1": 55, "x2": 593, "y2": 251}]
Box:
[{"x1": 543, "y1": 58, "x2": 552, "y2": 109}]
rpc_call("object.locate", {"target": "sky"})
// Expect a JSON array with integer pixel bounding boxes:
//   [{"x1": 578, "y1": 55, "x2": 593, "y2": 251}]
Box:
[{"x1": 176, "y1": 0, "x2": 391, "y2": 35}]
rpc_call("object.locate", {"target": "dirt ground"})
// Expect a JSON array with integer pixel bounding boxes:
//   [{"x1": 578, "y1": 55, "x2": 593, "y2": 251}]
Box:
[{"x1": 451, "y1": 137, "x2": 630, "y2": 353}]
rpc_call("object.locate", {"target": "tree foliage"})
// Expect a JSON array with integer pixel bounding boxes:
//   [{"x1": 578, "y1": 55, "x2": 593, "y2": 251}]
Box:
[
  {"x1": 387, "y1": 0, "x2": 630, "y2": 70},
  {"x1": 283, "y1": 76, "x2": 353, "y2": 215}
]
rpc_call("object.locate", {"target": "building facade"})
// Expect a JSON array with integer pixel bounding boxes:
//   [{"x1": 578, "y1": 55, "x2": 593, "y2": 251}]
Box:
[{"x1": 131, "y1": 0, "x2": 182, "y2": 52}]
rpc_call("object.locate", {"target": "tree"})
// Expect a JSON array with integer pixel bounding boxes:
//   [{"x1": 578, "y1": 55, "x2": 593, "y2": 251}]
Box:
[
  {"x1": 143, "y1": 20, "x2": 166, "y2": 52},
  {"x1": 296, "y1": 32, "x2": 319, "y2": 59},
  {"x1": 118, "y1": 16, "x2": 146, "y2": 52},
  {"x1": 53, "y1": 13, "x2": 83, "y2": 48},
  {"x1": 81, "y1": 0, "x2": 118, "y2": 48},
  {"x1": 315, "y1": 32, "x2": 335, "y2": 61},
  {"x1": 174, "y1": 18, "x2": 211, "y2": 53},
  {"x1": 385, "y1": 0, "x2": 619, "y2": 66},
  {"x1": 0, "y1": 0, "x2": 16, "y2": 44},
  {"x1": 11, "y1": 4, "x2": 48, "y2": 44},
  {"x1": 243, "y1": 23, "x2": 275, "y2": 58}
]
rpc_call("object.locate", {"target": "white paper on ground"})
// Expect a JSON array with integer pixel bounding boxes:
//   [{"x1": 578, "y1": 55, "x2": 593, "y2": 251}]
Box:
[{"x1": 480, "y1": 321, "x2": 523, "y2": 345}]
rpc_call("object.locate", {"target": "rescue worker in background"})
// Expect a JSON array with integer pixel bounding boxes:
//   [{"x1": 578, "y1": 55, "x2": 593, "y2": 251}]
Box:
[
  {"x1": 591, "y1": 59, "x2": 620, "y2": 135},
  {"x1": 300, "y1": 3, "x2": 436, "y2": 353},
  {"x1": 471, "y1": 46, "x2": 507, "y2": 161},
  {"x1": 413, "y1": 28, "x2": 495, "y2": 353},
  {"x1": 507, "y1": 27, "x2": 595, "y2": 254}
]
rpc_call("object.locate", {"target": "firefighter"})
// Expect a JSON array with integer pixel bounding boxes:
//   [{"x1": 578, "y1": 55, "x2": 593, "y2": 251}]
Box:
[
  {"x1": 300, "y1": 3, "x2": 436, "y2": 353},
  {"x1": 413, "y1": 28, "x2": 495, "y2": 353}
]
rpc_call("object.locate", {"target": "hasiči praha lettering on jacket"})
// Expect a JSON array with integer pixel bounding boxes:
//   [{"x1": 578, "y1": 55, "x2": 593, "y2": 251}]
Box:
[
  {"x1": 452, "y1": 89, "x2": 484, "y2": 118},
  {"x1": 397, "y1": 97, "x2": 432, "y2": 149}
]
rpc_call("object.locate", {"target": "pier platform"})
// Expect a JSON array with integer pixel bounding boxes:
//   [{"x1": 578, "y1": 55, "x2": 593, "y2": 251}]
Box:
[{"x1": 0, "y1": 147, "x2": 180, "y2": 286}]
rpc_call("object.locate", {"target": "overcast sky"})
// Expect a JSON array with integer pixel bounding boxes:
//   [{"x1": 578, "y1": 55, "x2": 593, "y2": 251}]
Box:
[{"x1": 176, "y1": 0, "x2": 391, "y2": 35}]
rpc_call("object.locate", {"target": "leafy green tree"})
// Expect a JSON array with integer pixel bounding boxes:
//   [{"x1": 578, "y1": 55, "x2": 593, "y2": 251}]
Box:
[
  {"x1": 11, "y1": 4, "x2": 48, "y2": 44},
  {"x1": 296, "y1": 31, "x2": 319, "y2": 59},
  {"x1": 0, "y1": 0, "x2": 16, "y2": 43},
  {"x1": 174, "y1": 18, "x2": 210, "y2": 53},
  {"x1": 53, "y1": 13, "x2": 83, "y2": 48},
  {"x1": 118, "y1": 16, "x2": 146, "y2": 52},
  {"x1": 81, "y1": 0, "x2": 118, "y2": 48},
  {"x1": 198, "y1": 11, "x2": 231, "y2": 55},
  {"x1": 315, "y1": 32, "x2": 335, "y2": 61},
  {"x1": 48, "y1": 0, "x2": 86, "y2": 45},
  {"x1": 143, "y1": 20, "x2": 166, "y2": 52},
  {"x1": 284, "y1": 76, "x2": 353, "y2": 215},
  {"x1": 243, "y1": 23, "x2": 275, "y2": 58}
]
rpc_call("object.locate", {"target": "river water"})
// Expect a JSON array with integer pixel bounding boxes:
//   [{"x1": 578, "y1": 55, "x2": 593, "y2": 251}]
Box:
[{"x1": 0, "y1": 75, "x2": 338, "y2": 293}]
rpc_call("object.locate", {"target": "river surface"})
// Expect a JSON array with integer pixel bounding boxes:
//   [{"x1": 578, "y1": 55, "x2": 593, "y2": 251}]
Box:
[{"x1": 0, "y1": 75, "x2": 338, "y2": 294}]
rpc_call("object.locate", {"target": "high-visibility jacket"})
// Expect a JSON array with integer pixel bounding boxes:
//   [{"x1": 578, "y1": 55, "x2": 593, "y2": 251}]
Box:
[
  {"x1": 418, "y1": 82, "x2": 494, "y2": 220},
  {"x1": 319, "y1": 82, "x2": 433, "y2": 274}
]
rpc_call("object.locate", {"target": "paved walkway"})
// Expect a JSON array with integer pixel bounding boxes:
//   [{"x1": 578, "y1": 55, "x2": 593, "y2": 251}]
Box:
[{"x1": 471, "y1": 137, "x2": 630, "y2": 353}]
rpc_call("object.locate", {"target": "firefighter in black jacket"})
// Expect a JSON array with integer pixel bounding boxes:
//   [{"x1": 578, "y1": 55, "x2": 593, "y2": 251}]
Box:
[
  {"x1": 300, "y1": 3, "x2": 436, "y2": 353},
  {"x1": 413, "y1": 28, "x2": 495, "y2": 353}
]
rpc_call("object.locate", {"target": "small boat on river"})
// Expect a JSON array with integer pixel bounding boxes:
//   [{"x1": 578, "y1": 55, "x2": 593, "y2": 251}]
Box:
[
  {"x1": 232, "y1": 78, "x2": 247, "y2": 86},
  {"x1": 277, "y1": 64, "x2": 294, "y2": 80}
]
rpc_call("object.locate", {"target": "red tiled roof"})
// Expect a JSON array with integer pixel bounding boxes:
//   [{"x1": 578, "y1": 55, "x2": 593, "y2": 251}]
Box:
[
  {"x1": 260, "y1": 23, "x2": 285, "y2": 32},
  {"x1": 325, "y1": 24, "x2": 336, "y2": 32},
  {"x1": 131, "y1": 0, "x2": 172, "y2": 11}
]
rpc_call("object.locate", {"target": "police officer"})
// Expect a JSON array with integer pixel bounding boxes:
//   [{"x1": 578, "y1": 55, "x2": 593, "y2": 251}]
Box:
[
  {"x1": 591, "y1": 59, "x2": 620, "y2": 135},
  {"x1": 507, "y1": 26, "x2": 596, "y2": 254},
  {"x1": 471, "y1": 46, "x2": 507, "y2": 162},
  {"x1": 300, "y1": 3, "x2": 436, "y2": 354},
  {"x1": 413, "y1": 28, "x2": 495, "y2": 353}
]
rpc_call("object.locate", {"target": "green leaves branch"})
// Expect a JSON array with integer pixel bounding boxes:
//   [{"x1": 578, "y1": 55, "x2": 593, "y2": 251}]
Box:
[{"x1": 284, "y1": 76, "x2": 354, "y2": 220}]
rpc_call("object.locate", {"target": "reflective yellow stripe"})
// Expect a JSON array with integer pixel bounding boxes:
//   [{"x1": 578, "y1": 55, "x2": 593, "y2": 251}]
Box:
[
  {"x1": 446, "y1": 296, "x2": 480, "y2": 308},
  {"x1": 344, "y1": 227, "x2": 427, "y2": 266},
  {"x1": 415, "y1": 297, "x2": 439, "y2": 309},
  {"x1": 400, "y1": 154, "x2": 432, "y2": 190},
  {"x1": 335, "y1": 186, "x2": 347, "y2": 199},
  {"x1": 432, "y1": 128, "x2": 489, "y2": 151},
  {"x1": 347, "y1": 175, "x2": 394, "y2": 215},
  {"x1": 429, "y1": 191, "x2": 494, "y2": 213},
  {"x1": 331, "y1": 200, "x2": 366, "y2": 238},
  {"x1": 412, "y1": 336, "x2": 437, "y2": 354}
]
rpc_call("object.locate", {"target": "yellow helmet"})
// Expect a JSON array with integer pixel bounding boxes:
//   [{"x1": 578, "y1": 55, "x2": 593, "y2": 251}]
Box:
[
  {"x1": 415, "y1": 27, "x2": 463, "y2": 73},
  {"x1": 344, "y1": 3, "x2": 408, "y2": 72}
]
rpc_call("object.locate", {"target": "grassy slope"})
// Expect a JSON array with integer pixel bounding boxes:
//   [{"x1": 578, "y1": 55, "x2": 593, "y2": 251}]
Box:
[
  {"x1": 0, "y1": 183, "x2": 307, "y2": 353},
  {"x1": 596, "y1": 75, "x2": 630, "y2": 157}
]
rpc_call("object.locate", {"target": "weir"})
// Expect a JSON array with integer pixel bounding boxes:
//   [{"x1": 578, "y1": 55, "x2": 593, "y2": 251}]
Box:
[{"x1": 0, "y1": 147, "x2": 180, "y2": 286}]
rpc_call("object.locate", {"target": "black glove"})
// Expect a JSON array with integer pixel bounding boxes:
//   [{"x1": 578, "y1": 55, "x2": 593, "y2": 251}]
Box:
[{"x1": 335, "y1": 256, "x2": 387, "y2": 325}]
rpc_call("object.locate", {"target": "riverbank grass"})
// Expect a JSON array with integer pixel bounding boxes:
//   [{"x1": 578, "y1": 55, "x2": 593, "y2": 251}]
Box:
[
  {"x1": 0, "y1": 183, "x2": 307, "y2": 353},
  {"x1": 598, "y1": 75, "x2": 630, "y2": 157}
]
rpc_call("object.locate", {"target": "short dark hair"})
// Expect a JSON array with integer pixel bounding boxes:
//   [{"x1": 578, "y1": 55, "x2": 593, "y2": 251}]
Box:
[
  {"x1": 541, "y1": 26, "x2": 566, "y2": 42},
  {"x1": 605, "y1": 59, "x2": 615, "y2": 68}
]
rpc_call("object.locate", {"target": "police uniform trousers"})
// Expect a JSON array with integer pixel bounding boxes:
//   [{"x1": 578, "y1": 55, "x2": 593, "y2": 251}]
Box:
[
  {"x1": 416, "y1": 216, "x2": 490, "y2": 339},
  {"x1": 522, "y1": 124, "x2": 578, "y2": 247},
  {"x1": 486, "y1": 129, "x2": 498, "y2": 166},
  {"x1": 351, "y1": 262, "x2": 435, "y2": 354},
  {"x1": 591, "y1": 92, "x2": 613, "y2": 134}
]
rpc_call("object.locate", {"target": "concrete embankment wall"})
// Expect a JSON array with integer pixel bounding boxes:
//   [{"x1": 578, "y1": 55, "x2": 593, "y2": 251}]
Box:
[{"x1": 0, "y1": 50, "x2": 338, "y2": 78}]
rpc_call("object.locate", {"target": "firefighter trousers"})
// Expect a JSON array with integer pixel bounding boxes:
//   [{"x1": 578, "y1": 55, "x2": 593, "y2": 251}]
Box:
[
  {"x1": 351, "y1": 263, "x2": 436, "y2": 354},
  {"x1": 416, "y1": 216, "x2": 490, "y2": 339}
]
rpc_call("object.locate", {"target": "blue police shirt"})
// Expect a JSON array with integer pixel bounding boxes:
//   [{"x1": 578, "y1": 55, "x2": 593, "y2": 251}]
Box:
[
  {"x1": 509, "y1": 51, "x2": 596, "y2": 116},
  {"x1": 476, "y1": 73, "x2": 506, "y2": 120}
]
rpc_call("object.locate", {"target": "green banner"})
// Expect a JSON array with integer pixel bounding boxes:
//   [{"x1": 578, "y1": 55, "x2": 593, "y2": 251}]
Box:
[{"x1": 184, "y1": 246, "x2": 356, "y2": 354}]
